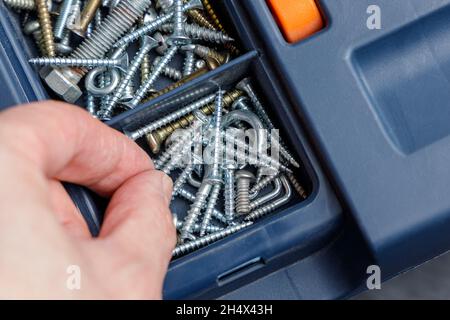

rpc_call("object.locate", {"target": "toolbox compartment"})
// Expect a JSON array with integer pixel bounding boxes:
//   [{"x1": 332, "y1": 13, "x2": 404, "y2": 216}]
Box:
[{"x1": 4, "y1": 0, "x2": 450, "y2": 300}]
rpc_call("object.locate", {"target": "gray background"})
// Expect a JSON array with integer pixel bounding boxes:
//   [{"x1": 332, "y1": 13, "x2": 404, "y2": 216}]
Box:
[{"x1": 355, "y1": 252, "x2": 450, "y2": 300}]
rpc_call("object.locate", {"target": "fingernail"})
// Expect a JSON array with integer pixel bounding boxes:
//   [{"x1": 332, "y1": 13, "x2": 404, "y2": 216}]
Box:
[{"x1": 161, "y1": 173, "x2": 173, "y2": 204}]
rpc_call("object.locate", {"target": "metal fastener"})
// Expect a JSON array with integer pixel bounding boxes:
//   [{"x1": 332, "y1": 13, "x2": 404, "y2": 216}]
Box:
[
  {"x1": 54, "y1": 0, "x2": 74, "y2": 40},
  {"x1": 29, "y1": 55, "x2": 129, "y2": 70},
  {"x1": 235, "y1": 170, "x2": 256, "y2": 216},
  {"x1": 36, "y1": 0, "x2": 55, "y2": 57}
]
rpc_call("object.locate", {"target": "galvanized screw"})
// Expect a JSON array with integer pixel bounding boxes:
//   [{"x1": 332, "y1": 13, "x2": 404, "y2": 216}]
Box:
[
  {"x1": 199, "y1": 183, "x2": 221, "y2": 236},
  {"x1": 235, "y1": 170, "x2": 256, "y2": 216},
  {"x1": 161, "y1": 23, "x2": 234, "y2": 44},
  {"x1": 29, "y1": 55, "x2": 129, "y2": 69},
  {"x1": 54, "y1": 0, "x2": 75, "y2": 40}
]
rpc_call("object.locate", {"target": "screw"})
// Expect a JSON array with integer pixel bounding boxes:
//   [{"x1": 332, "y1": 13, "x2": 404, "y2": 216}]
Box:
[
  {"x1": 152, "y1": 56, "x2": 183, "y2": 81},
  {"x1": 173, "y1": 222, "x2": 253, "y2": 258},
  {"x1": 99, "y1": 36, "x2": 158, "y2": 119},
  {"x1": 55, "y1": 32, "x2": 73, "y2": 55},
  {"x1": 24, "y1": 20, "x2": 46, "y2": 55},
  {"x1": 190, "y1": 44, "x2": 230, "y2": 65},
  {"x1": 173, "y1": 214, "x2": 223, "y2": 234},
  {"x1": 72, "y1": 0, "x2": 102, "y2": 36},
  {"x1": 127, "y1": 93, "x2": 216, "y2": 140},
  {"x1": 182, "y1": 49, "x2": 195, "y2": 77},
  {"x1": 200, "y1": 0, "x2": 223, "y2": 31},
  {"x1": 223, "y1": 162, "x2": 237, "y2": 222},
  {"x1": 29, "y1": 55, "x2": 129, "y2": 69},
  {"x1": 172, "y1": 164, "x2": 195, "y2": 198},
  {"x1": 236, "y1": 78, "x2": 300, "y2": 168},
  {"x1": 177, "y1": 187, "x2": 228, "y2": 224},
  {"x1": 207, "y1": 90, "x2": 225, "y2": 181},
  {"x1": 4, "y1": 0, "x2": 36, "y2": 10},
  {"x1": 235, "y1": 170, "x2": 256, "y2": 216},
  {"x1": 245, "y1": 176, "x2": 292, "y2": 221},
  {"x1": 161, "y1": 23, "x2": 234, "y2": 44},
  {"x1": 286, "y1": 172, "x2": 308, "y2": 199},
  {"x1": 186, "y1": 8, "x2": 216, "y2": 30},
  {"x1": 113, "y1": 0, "x2": 203, "y2": 48},
  {"x1": 127, "y1": 46, "x2": 178, "y2": 109},
  {"x1": 36, "y1": 0, "x2": 55, "y2": 57},
  {"x1": 199, "y1": 183, "x2": 221, "y2": 236},
  {"x1": 145, "y1": 89, "x2": 242, "y2": 153},
  {"x1": 156, "y1": 0, "x2": 173, "y2": 13},
  {"x1": 168, "y1": 0, "x2": 190, "y2": 46},
  {"x1": 86, "y1": 94, "x2": 97, "y2": 116},
  {"x1": 140, "y1": 10, "x2": 158, "y2": 84},
  {"x1": 54, "y1": 0, "x2": 75, "y2": 40}
]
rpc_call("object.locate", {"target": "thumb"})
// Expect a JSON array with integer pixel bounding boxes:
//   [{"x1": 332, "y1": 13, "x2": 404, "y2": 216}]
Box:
[{"x1": 86, "y1": 170, "x2": 176, "y2": 298}]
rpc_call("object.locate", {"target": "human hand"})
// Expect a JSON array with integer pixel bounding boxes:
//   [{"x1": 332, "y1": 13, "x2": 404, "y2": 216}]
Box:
[{"x1": 0, "y1": 101, "x2": 176, "y2": 299}]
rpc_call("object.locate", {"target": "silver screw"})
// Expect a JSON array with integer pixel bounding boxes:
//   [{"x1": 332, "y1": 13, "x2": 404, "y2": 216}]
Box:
[
  {"x1": 55, "y1": 32, "x2": 73, "y2": 55},
  {"x1": 236, "y1": 170, "x2": 256, "y2": 216},
  {"x1": 223, "y1": 162, "x2": 237, "y2": 222},
  {"x1": 245, "y1": 176, "x2": 292, "y2": 221},
  {"x1": 250, "y1": 174, "x2": 278, "y2": 195},
  {"x1": 29, "y1": 55, "x2": 129, "y2": 70},
  {"x1": 208, "y1": 90, "x2": 225, "y2": 181},
  {"x1": 127, "y1": 46, "x2": 178, "y2": 109},
  {"x1": 161, "y1": 23, "x2": 234, "y2": 44},
  {"x1": 4, "y1": 0, "x2": 36, "y2": 10},
  {"x1": 199, "y1": 183, "x2": 221, "y2": 236},
  {"x1": 177, "y1": 187, "x2": 228, "y2": 224},
  {"x1": 173, "y1": 214, "x2": 223, "y2": 234},
  {"x1": 172, "y1": 164, "x2": 195, "y2": 198},
  {"x1": 182, "y1": 49, "x2": 195, "y2": 77},
  {"x1": 54, "y1": 0, "x2": 75, "y2": 40},
  {"x1": 173, "y1": 222, "x2": 253, "y2": 258},
  {"x1": 156, "y1": 0, "x2": 173, "y2": 13},
  {"x1": 153, "y1": 56, "x2": 183, "y2": 81},
  {"x1": 113, "y1": 0, "x2": 203, "y2": 48},
  {"x1": 168, "y1": 0, "x2": 190, "y2": 46},
  {"x1": 99, "y1": 36, "x2": 158, "y2": 119}
]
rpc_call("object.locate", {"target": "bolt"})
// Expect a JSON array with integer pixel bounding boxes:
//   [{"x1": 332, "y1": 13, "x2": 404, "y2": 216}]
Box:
[
  {"x1": 237, "y1": 78, "x2": 300, "y2": 168},
  {"x1": 144, "y1": 89, "x2": 242, "y2": 153},
  {"x1": 99, "y1": 36, "x2": 158, "y2": 119},
  {"x1": 113, "y1": 0, "x2": 203, "y2": 48},
  {"x1": 168, "y1": 0, "x2": 190, "y2": 46},
  {"x1": 36, "y1": 0, "x2": 55, "y2": 57},
  {"x1": 173, "y1": 222, "x2": 253, "y2": 258},
  {"x1": 4, "y1": 0, "x2": 36, "y2": 10},
  {"x1": 161, "y1": 23, "x2": 234, "y2": 44},
  {"x1": 54, "y1": 0, "x2": 74, "y2": 40},
  {"x1": 245, "y1": 176, "x2": 292, "y2": 221},
  {"x1": 127, "y1": 46, "x2": 178, "y2": 109},
  {"x1": 29, "y1": 55, "x2": 129, "y2": 70},
  {"x1": 199, "y1": 183, "x2": 221, "y2": 236},
  {"x1": 72, "y1": 0, "x2": 102, "y2": 37},
  {"x1": 177, "y1": 187, "x2": 228, "y2": 224},
  {"x1": 235, "y1": 170, "x2": 256, "y2": 216},
  {"x1": 127, "y1": 93, "x2": 216, "y2": 140},
  {"x1": 43, "y1": 0, "x2": 150, "y2": 103}
]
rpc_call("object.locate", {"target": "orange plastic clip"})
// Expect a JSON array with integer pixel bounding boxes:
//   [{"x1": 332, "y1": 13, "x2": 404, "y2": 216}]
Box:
[{"x1": 267, "y1": 0, "x2": 324, "y2": 43}]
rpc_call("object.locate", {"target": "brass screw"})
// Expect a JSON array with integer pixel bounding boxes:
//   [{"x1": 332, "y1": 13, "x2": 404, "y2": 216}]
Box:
[
  {"x1": 146, "y1": 89, "x2": 243, "y2": 153},
  {"x1": 72, "y1": 0, "x2": 103, "y2": 37},
  {"x1": 187, "y1": 8, "x2": 217, "y2": 30},
  {"x1": 36, "y1": 0, "x2": 55, "y2": 57},
  {"x1": 200, "y1": 0, "x2": 240, "y2": 56},
  {"x1": 190, "y1": 44, "x2": 230, "y2": 65}
]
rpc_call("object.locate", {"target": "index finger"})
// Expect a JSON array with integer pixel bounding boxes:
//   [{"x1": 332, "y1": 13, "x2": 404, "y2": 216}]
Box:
[{"x1": 0, "y1": 101, "x2": 153, "y2": 196}]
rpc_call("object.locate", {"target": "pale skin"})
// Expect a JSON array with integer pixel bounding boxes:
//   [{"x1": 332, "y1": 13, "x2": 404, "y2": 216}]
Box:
[{"x1": 0, "y1": 101, "x2": 176, "y2": 299}]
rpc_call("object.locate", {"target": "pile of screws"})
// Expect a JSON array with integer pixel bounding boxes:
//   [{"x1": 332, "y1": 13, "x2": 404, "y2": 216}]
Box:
[
  {"x1": 6, "y1": 0, "x2": 239, "y2": 120},
  {"x1": 126, "y1": 78, "x2": 308, "y2": 258}
]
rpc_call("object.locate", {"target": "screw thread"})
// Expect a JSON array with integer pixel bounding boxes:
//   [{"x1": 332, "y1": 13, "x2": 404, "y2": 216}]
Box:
[
  {"x1": 287, "y1": 172, "x2": 308, "y2": 199},
  {"x1": 172, "y1": 0, "x2": 185, "y2": 38},
  {"x1": 200, "y1": 183, "x2": 221, "y2": 236},
  {"x1": 177, "y1": 187, "x2": 227, "y2": 224},
  {"x1": 130, "y1": 46, "x2": 178, "y2": 109},
  {"x1": 183, "y1": 50, "x2": 195, "y2": 76},
  {"x1": 129, "y1": 94, "x2": 215, "y2": 140},
  {"x1": 4, "y1": 0, "x2": 36, "y2": 10},
  {"x1": 161, "y1": 136, "x2": 196, "y2": 175},
  {"x1": 29, "y1": 57, "x2": 122, "y2": 68},
  {"x1": 210, "y1": 90, "x2": 225, "y2": 178},
  {"x1": 140, "y1": 53, "x2": 151, "y2": 84},
  {"x1": 236, "y1": 178, "x2": 251, "y2": 215},
  {"x1": 250, "y1": 174, "x2": 278, "y2": 195},
  {"x1": 224, "y1": 169, "x2": 236, "y2": 221},
  {"x1": 102, "y1": 42, "x2": 155, "y2": 116},
  {"x1": 144, "y1": 89, "x2": 243, "y2": 150},
  {"x1": 156, "y1": 0, "x2": 174, "y2": 13},
  {"x1": 187, "y1": 8, "x2": 216, "y2": 30},
  {"x1": 181, "y1": 183, "x2": 212, "y2": 241},
  {"x1": 161, "y1": 23, "x2": 234, "y2": 44},
  {"x1": 200, "y1": 0, "x2": 224, "y2": 32},
  {"x1": 175, "y1": 219, "x2": 222, "y2": 234},
  {"x1": 193, "y1": 44, "x2": 228, "y2": 65},
  {"x1": 172, "y1": 164, "x2": 195, "y2": 197},
  {"x1": 71, "y1": 0, "x2": 150, "y2": 73},
  {"x1": 36, "y1": 0, "x2": 55, "y2": 57},
  {"x1": 173, "y1": 222, "x2": 252, "y2": 257},
  {"x1": 86, "y1": 94, "x2": 96, "y2": 116},
  {"x1": 54, "y1": 0, "x2": 75, "y2": 39}
]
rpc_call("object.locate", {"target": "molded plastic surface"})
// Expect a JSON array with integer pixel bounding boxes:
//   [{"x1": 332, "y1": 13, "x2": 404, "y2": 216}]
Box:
[{"x1": 239, "y1": 0, "x2": 450, "y2": 276}]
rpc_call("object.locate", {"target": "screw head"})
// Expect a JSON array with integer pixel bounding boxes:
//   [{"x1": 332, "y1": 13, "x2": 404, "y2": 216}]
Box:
[
  {"x1": 236, "y1": 170, "x2": 256, "y2": 181},
  {"x1": 236, "y1": 77, "x2": 252, "y2": 91}
]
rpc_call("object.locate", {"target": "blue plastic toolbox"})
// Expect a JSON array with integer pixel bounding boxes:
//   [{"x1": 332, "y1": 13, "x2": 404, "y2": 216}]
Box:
[{"x1": 2, "y1": 0, "x2": 450, "y2": 299}]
